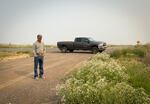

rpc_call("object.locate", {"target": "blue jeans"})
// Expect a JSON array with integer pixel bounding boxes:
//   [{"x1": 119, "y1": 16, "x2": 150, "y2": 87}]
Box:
[{"x1": 34, "y1": 56, "x2": 44, "y2": 77}]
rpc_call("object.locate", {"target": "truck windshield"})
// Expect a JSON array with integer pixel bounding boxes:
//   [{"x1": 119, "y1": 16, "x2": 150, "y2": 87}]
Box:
[{"x1": 88, "y1": 38, "x2": 95, "y2": 41}]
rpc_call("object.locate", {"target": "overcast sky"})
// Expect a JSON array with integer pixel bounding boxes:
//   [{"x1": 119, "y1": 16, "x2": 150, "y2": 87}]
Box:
[{"x1": 0, "y1": 0, "x2": 150, "y2": 45}]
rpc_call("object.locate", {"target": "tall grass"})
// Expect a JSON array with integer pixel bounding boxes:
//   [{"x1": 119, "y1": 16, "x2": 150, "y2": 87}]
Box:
[
  {"x1": 110, "y1": 47, "x2": 145, "y2": 58},
  {"x1": 0, "y1": 44, "x2": 32, "y2": 48},
  {"x1": 110, "y1": 44, "x2": 150, "y2": 95},
  {"x1": 0, "y1": 51, "x2": 32, "y2": 59},
  {"x1": 57, "y1": 53, "x2": 150, "y2": 104},
  {"x1": 0, "y1": 44, "x2": 54, "y2": 48},
  {"x1": 0, "y1": 44, "x2": 55, "y2": 59}
]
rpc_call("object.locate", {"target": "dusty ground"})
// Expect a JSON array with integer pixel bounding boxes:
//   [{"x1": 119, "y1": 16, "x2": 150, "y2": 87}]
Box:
[{"x1": 0, "y1": 48, "x2": 93, "y2": 104}]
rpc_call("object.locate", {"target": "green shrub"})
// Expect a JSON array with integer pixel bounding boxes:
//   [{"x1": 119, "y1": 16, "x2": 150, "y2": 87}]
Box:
[
  {"x1": 110, "y1": 47, "x2": 145, "y2": 58},
  {"x1": 110, "y1": 49, "x2": 122, "y2": 58},
  {"x1": 142, "y1": 44, "x2": 150, "y2": 65},
  {"x1": 57, "y1": 53, "x2": 150, "y2": 104},
  {"x1": 132, "y1": 48, "x2": 145, "y2": 57},
  {"x1": 143, "y1": 54, "x2": 150, "y2": 65},
  {"x1": 110, "y1": 83, "x2": 150, "y2": 104},
  {"x1": 119, "y1": 58, "x2": 150, "y2": 95}
]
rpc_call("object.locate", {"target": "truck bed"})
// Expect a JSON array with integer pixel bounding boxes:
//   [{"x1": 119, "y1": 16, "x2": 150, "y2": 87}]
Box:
[{"x1": 57, "y1": 41, "x2": 74, "y2": 50}]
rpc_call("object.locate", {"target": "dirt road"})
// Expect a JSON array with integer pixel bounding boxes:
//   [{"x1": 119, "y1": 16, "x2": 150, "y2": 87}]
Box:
[{"x1": 0, "y1": 49, "x2": 93, "y2": 104}]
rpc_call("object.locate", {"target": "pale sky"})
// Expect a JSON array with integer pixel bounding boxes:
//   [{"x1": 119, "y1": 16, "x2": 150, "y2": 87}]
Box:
[{"x1": 0, "y1": 0, "x2": 150, "y2": 45}]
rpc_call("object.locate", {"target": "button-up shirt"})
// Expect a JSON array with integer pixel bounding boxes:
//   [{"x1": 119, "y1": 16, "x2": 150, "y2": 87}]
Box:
[{"x1": 33, "y1": 41, "x2": 46, "y2": 57}]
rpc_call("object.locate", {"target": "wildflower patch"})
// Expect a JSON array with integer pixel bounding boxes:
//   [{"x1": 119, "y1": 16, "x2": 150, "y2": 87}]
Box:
[{"x1": 57, "y1": 53, "x2": 150, "y2": 104}]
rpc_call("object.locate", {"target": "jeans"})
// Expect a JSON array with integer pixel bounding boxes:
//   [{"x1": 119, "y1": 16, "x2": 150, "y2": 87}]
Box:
[{"x1": 34, "y1": 56, "x2": 44, "y2": 77}]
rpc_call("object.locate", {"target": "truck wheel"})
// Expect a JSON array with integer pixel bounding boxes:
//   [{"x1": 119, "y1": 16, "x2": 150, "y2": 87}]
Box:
[
  {"x1": 99, "y1": 50, "x2": 103, "y2": 53},
  {"x1": 69, "y1": 50, "x2": 74, "y2": 52},
  {"x1": 92, "y1": 47, "x2": 99, "y2": 54},
  {"x1": 61, "y1": 46, "x2": 68, "y2": 53}
]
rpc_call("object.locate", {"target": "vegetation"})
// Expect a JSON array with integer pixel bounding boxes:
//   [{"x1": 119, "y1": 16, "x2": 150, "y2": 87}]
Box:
[
  {"x1": 57, "y1": 44, "x2": 150, "y2": 104},
  {"x1": 110, "y1": 44, "x2": 150, "y2": 95},
  {"x1": 16, "y1": 51, "x2": 33, "y2": 56},
  {"x1": 0, "y1": 51, "x2": 32, "y2": 60},
  {"x1": 0, "y1": 52, "x2": 15, "y2": 59},
  {"x1": 0, "y1": 44, "x2": 55, "y2": 48},
  {"x1": 0, "y1": 44, "x2": 55, "y2": 59},
  {"x1": 110, "y1": 47, "x2": 145, "y2": 58},
  {"x1": 0, "y1": 44, "x2": 32, "y2": 48}
]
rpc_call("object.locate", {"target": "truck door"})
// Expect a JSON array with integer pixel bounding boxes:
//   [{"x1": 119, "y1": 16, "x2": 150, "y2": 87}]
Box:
[
  {"x1": 74, "y1": 38, "x2": 84, "y2": 49},
  {"x1": 81, "y1": 38, "x2": 90, "y2": 50}
]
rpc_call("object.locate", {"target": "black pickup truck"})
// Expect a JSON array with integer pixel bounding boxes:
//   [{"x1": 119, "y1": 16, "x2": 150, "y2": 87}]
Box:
[{"x1": 57, "y1": 37, "x2": 107, "y2": 54}]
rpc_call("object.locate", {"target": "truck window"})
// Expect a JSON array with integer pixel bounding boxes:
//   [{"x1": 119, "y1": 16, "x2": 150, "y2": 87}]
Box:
[
  {"x1": 75, "y1": 38, "x2": 82, "y2": 42},
  {"x1": 81, "y1": 38, "x2": 89, "y2": 43}
]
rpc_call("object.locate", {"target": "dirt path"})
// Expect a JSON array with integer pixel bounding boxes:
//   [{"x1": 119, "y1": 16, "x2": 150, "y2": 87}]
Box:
[{"x1": 0, "y1": 49, "x2": 93, "y2": 104}]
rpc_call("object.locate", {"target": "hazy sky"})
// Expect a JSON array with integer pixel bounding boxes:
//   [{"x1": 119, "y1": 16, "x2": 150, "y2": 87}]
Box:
[{"x1": 0, "y1": 0, "x2": 150, "y2": 45}]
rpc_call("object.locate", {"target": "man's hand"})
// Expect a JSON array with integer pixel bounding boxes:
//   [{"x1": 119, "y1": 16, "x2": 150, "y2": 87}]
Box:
[
  {"x1": 39, "y1": 51, "x2": 44, "y2": 56},
  {"x1": 33, "y1": 50, "x2": 37, "y2": 57}
]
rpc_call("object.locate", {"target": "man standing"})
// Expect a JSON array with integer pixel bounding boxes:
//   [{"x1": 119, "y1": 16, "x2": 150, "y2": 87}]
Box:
[{"x1": 33, "y1": 34, "x2": 46, "y2": 79}]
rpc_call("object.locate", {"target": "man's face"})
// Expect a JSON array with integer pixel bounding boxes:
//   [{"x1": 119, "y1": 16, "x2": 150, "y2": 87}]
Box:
[{"x1": 37, "y1": 36, "x2": 42, "y2": 42}]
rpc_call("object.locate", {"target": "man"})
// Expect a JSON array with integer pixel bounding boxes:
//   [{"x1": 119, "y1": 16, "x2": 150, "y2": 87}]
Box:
[{"x1": 33, "y1": 34, "x2": 46, "y2": 79}]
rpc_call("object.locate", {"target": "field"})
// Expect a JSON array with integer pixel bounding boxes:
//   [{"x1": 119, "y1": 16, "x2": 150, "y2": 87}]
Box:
[
  {"x1": 0, "y1": 44, "x2": 54, "y2": 60},
  {"x1": 57, "y1": 44, "x2": 150, "y2": 104},
  {"x1": 0, "y1": 44, "x2": 150, "y2": 104}
]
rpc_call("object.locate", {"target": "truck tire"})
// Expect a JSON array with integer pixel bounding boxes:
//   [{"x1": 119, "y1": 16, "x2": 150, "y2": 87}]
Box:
[
  {"x1": 92, "y1": 47, "x2": 99, "y2": 54},
  {"x1": 99, "y1": 50, "x2": 103, "y2": 53},
  {"x1": 69, "y1": 50, "x2": 74, "y2": 52},
  {"x1": 61, "y1": 46, "x2": 68, "y2": 53}
]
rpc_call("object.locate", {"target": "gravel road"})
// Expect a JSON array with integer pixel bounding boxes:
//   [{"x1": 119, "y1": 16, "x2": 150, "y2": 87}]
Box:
[{"x1": 0, "y1": 49, "x2": 93, "y2": 104}]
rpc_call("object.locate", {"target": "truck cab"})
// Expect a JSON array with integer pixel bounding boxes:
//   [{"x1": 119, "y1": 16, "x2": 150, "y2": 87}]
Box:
[{"x1": 74, "y1": 37, "x2": 91, "y2": 50}]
